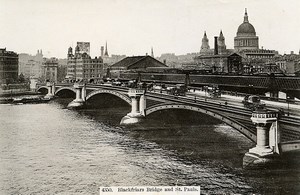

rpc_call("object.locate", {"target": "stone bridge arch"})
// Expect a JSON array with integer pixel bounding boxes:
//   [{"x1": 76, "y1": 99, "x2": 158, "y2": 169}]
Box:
[
  {"x1": 86, "y1": 89, "x2": 131, "y2": 105},
  {"x1": 145, "y1": 103, "x2": 256, "y2": 142},
  {"x1": 37, "y1": 86, "x2": 49, "y2": 92},
  {"x1": 55, "y1": 87, "x2": 76, "y2": 95}
]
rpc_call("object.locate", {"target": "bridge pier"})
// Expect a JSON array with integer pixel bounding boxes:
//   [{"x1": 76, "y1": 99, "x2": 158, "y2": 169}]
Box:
[
  {"x1": 44, "y1": 82, "x2": 55, "y2": 99},
  {"x1": 243, "y1": 110, "x2": 280, "y2": 168},
  {"x1": 81, "y1": 84, "x2": 86, "y2": 101},
  {"x1": 67, "y1": 83, "x2": 85, "y2": 108},
  {"x1": 120, "y1": 88, "x2": 145, "y2": 125}
]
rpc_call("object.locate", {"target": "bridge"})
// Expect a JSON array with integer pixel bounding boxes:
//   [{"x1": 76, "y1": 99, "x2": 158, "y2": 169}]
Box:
[
  {"x1": 37, "y1": 82, "x2": 300, "y2": 168},
  {"x1": 120, "y1": 73, "x2": 300, "y2": 99}
]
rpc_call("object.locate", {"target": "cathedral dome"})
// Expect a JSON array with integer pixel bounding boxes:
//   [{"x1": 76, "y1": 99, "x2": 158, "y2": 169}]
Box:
[
  {"x1": 237, "y1": 22, "x2": 256, "y2": 35},
  {"x1": 236, "y1": 9, "x2": 256, "y2": 36},
  {"x1": 234, "y1": 9, "x2": 259, "y2": 50}
]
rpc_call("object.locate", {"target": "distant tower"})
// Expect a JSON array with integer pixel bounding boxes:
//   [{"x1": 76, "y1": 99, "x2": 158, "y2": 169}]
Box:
[
  {"x1": 75, "y1": 45, "x2": 80, "y2": 56},
  {"x1": 151, "y1": 47, "x2": 154, "y2": 57},
  {"x1": 200, "y1": 31, "x2": 210, "y2": 54},
  {"x1": 68, "y1": 47, "x2": 73, "y2": 59},
  {"x1": 104, "y1": 41, "x2": 109, "y2": 57},
  {"x1": 218, "y1": 30, "x2": 226, "y2": 54},
  {"x1": 101, "y1": 46, "x2": 104, "y2": 57}
]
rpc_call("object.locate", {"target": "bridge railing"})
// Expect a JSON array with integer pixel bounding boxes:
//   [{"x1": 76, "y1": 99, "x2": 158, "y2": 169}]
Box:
[
  {"x1": 252, "y1": 110, "x2": 279, "y2": 119},
  {"x1": 128, "y1": 88, "x2": 145, "y2": 96}
]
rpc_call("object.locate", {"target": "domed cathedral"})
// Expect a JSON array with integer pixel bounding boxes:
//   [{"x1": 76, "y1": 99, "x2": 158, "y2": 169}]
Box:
[
  {"x1": 194, "y1": 9, "x2": 279, "y2": 74},
  {"x1": 234, "y1": 9, "x2": 278, "y2": 74},
  {"x1": 234, "y1": 9, "x2": 259, "y2": 51}
]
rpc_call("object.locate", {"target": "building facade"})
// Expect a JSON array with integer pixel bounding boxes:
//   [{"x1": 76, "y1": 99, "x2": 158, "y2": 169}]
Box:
[
  {"x1": 42, "y1": 57, "x2": 58, "y2": 83},
  {"x1": 18, "y1": 50, "x2": 44, "y2": 79},
  {"x1": 66, "y1": 42, "x2": 105, "y2": 81},
  {"x1": 110, "y1": 55, "x2": 168, "y2": 78},
  {"x1": 275, "y1": 52, "x2": 300, "y2": 75},
  {"x1": 0, "y1": 48, "x2": 18, "y2": 84},
  {"x1": 194, "y1": 53, "x2": 242, "y2": 73}
]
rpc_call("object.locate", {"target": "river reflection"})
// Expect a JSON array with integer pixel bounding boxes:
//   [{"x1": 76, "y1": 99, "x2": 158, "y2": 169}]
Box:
[{"x1": 0, "y1": 99, "x2": 299, "y2": 194}]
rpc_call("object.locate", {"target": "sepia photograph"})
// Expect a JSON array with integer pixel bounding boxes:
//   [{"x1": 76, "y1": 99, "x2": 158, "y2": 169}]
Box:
[{"x1": 1, "y1": 0, "x2": 300, "y2": 194}]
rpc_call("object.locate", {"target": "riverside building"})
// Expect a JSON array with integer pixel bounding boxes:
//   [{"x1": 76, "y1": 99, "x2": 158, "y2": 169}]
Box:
[
  {"x1": 0, "y1": 48, "x2": 18, "y2": 84},
  {"x1": 66, "y1": 42, "x2": 104, "y2": 82}
]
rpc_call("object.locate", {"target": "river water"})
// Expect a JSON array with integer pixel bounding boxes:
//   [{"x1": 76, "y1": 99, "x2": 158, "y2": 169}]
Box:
[{"x1": 0, "y1": 99, "x2": 299, "y2": 194}]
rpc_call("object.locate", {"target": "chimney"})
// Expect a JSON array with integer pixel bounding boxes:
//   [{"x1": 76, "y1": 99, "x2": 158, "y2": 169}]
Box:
[
  {"x1": 214, "y1": 36, "x2": 218, "y2": 55},
  {"x1": 163, "y1": 59, "x2": 166, "y2": 64},
  {"x1": 291, "y1": 51, "x2": 294, "y2": 55}
]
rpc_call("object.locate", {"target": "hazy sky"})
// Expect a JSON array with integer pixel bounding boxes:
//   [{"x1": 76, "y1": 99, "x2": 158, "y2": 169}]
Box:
[{"x1": 1, "y1": 0, "x2": 300, "y2": 58}]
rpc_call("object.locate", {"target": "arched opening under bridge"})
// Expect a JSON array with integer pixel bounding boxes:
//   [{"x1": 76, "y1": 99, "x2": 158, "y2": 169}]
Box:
[
  {"x1": 85, "y1": 90, "x2": 131, "y2": 109},
  {"x1": 37, "y1": 86, "x2": 48, "y2": 94},
  {"x1": 55, "y1": 87, "x2": 76, "y2": 98},
  {"x1": 145, "y1": 104, "x2": 256, "y2": 142}
]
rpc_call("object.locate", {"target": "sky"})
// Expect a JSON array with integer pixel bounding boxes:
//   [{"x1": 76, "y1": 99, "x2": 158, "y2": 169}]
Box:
[{"x1": 1, "y1": 0, "x2": 300, "y2": 58}]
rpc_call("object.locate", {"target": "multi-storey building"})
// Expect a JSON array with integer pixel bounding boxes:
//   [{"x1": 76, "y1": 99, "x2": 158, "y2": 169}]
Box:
[
  {"x1": 275, "y1": 52, "x2": 300, "y2": 75},
  {"x1": 66, "y1": 42, "x2": 105, "y2": 81},
  {"x1": 18, "y1": 50, "x2": 44, "y2": 79},
  {"x1": 42, "y1": 57, "x2": 58, "y2": 83},
  {"x1": 0, "y1": 48, "x2": 18, "y2": 84}
]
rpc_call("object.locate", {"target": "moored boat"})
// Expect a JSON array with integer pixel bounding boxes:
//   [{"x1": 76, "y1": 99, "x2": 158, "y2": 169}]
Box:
[{"x1": 12, "y1": 97, "x2": 51, "y2": 104}]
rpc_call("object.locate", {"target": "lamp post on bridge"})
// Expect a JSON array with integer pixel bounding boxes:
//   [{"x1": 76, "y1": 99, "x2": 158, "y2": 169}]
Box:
[{"x1": 287, "y1": 96, "x2": 291, "y2": 116}]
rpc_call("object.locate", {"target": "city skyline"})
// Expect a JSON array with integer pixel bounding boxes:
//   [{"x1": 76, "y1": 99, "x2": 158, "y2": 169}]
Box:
[{"x1": 1, "y1": 0, "x2": 300, "y2": 58}]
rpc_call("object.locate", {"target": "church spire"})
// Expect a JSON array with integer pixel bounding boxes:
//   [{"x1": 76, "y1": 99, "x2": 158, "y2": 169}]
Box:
[
  {"x1": 244, "y1": 8, "x2": 249, "y2": 23},
  {"x1": 200, "y1": 31, "x2": 210, "y2": 54},
  {"x1": 218, "y1": 30, "x2": 226, "y2": 54},
  {"x1": 219, "y1": 30, "x2": 224, "y2": 39},
  {"x1": 104, "y1": 41, "x2": 109, "y2": 56},
  {"x1": 151, "y1": 47, "x2": 154, "y2": 57},
  {"x1": 204, "y1": 31, "x2": 207, "y2": 39}
]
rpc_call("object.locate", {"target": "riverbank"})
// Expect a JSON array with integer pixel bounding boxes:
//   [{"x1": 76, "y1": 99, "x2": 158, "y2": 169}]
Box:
[
  {"x1": 0, "y1": 91, "x2": 43, "y2": 104},
  {"x1": 0, "y1": 90, "x2": 41, "y2": 97}
]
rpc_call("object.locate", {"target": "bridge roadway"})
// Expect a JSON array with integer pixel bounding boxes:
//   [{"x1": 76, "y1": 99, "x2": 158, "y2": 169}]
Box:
[
  {"x1": 185, "y1": 90, "x2": 300, "y2": 117},
  {"x1": 38, "y1": 83, "x2": 300, "y2": 154},
  {"x1": 120, "y1": 73, "x2": 300, "y2": 98}
]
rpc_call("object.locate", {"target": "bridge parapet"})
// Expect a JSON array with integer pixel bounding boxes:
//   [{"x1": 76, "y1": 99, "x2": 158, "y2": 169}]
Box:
[
  {"x1": 251, "y1": 110, "x2": 278, "y2": 124},
  {"x1": 73, "y1": 83, "x2": 85, "y2": 89},
  {"x1": 128, "y1": 88, "x2": 145, "y2": 97}
]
